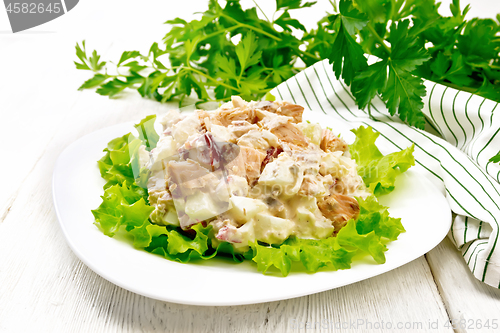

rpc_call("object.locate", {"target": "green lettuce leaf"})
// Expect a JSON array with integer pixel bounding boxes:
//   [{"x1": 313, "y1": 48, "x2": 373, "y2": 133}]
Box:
[
  {"x1": 97, "y1": 133, "x2": 144, "y2": 189},
  {"x1": 92, "y1": 181, "x2": 245, "y2": 262},
  {"x1": 92, "y1": 182, "x2": 155, "y2": 241},
  {"x1": 335, "y1": 220, "x2": 387, "y2": 264},
  {"x1": 134, "y1": 115, "x2": 159, "y2": 150},
  {"x1": 349, "y1": 126, "x2": 415, "y2": 196},
  {"x1": 145, "y1": 223, "x2": 250, "y2": 263},
  {"x1": 355, "y1": 195, "x2": 405, "y2": 241},
  {"x1": 92, "y1": 118, "x2": 411, "y2": 277},
  {"x1": 250, "y1": 236, "x2": 357, "y2": 277},
  {"x1": 250, "y1": 244, "x2": 295, "y2": 276},
  {"x1": 145, "y1": 223, "x2": 212, "y2": 262},
  {"x1": 97, "y1": 134, "x2": 129, "y2": 178},
  {"x1": 249, "y1": 194, "x2": 403, "y2": 276},
  {"x1": 287, "y1": 237, "x2": 356, "y2": 272},
  {"x1": 93, "y1": 116, "x2": 253, "y2": 263}
]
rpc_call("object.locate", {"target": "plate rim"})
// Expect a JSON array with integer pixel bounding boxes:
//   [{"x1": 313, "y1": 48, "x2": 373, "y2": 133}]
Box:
[{"x1": 52, "y1": 114, "x2": 452, "y2": 306}]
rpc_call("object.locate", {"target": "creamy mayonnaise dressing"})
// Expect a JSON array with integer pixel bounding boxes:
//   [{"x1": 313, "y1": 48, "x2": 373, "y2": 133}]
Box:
[{"x1": 144, "y1": 96, "x2": 369, "y2": 252}]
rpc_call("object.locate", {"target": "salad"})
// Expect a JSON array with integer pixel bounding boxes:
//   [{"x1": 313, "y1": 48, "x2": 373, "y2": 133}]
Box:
[{"x1": 92, "y1": 97, "x2": 415, "y2": 276}]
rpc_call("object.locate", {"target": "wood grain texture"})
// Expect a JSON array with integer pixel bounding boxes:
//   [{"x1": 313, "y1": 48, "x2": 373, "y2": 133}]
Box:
[
  {"x1": 0, "y1": 35, "x2": 87, "y2": 220},
  {"x1": 426, "y1": 237, "x2": 500, "y2": 333}
]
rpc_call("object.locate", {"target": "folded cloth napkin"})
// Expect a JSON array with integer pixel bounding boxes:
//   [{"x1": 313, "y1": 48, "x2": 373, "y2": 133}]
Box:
[{"x1": 271, "y1": 59, "x2": 500, "y2": 288}]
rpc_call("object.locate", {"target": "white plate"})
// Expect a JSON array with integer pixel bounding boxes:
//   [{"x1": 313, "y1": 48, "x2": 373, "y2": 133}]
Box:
[{"x1": 52, "y1": 112, "x2": 451, "y2": 306}]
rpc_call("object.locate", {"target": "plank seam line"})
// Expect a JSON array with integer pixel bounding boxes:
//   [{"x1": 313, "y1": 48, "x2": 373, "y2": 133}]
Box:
[
  {"x1": 0, "y1": 198, "x2": 14, "y2": 224},
  {"x1": 424, "y1": 253, "x2": 458, "y2": 333},
  {"x1": 263, "y1": 306, "x2": 270, "y2": 327},
  {"x1": 0, "y1": 133, "x2": 55, "y2": 224}
]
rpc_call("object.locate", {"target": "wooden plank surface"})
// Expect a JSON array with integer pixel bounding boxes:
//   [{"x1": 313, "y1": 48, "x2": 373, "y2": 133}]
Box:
[{"x1": 426, "y1": 237, "x2": 500, "y2": 333}]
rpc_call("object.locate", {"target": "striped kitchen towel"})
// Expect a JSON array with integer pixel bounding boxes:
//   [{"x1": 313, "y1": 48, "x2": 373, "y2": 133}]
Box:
[{"x1": 271, "y1": 59, "x2": 500, "y2": 288}]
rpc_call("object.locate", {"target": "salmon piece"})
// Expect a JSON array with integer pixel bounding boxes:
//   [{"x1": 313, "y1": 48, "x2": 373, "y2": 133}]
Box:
[
  {"x1": 215, "y1": 108, "x2": 262, "y2": 127},
  {"x1": 237, "y1": 129, "x2": 279, "y2": 151},
  {"x1": 253, "y1": 101, "x2": 303, "y2": 123},
  {"x1": 225, "y1": 146, "x2": 266, "y2": 185},
  {"x1": 317, "y1": 193, "x2": 359, "y2": 233},
  {"x1": 228, "y1": 120, "x2": 259, "y2": 138},
  {"x1": 320, "y1": 129, "x2": 348, "y2": 153},
  {"x1": 254, "y1": 101, "x2": 279, "y2": 112},
  {"x1": 231, "y1": 96, "x2": 247, "y2": 108},
  {"x1": 278, "y1": 102, "x2": 304, "y2": 123},
  {"x1": 270, "y1": 122, "x2": 309, "y2": 148},
  {"x1": 242, "y1": 147, "x2": 266, "y2": 183},
  {"x1": 329, "y1": 177, "x2": 359, "y2": 196}
]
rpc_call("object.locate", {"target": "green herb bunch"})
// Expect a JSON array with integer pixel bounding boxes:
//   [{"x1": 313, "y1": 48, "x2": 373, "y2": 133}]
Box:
[
  {"x1": 75, "y1": 0, "x2": 319, "y2": 108},
  {"x1": 75, "y1": 0, "x2": 500, "y2": 129},
  {"x1": 303, "y1": 0, "x2": 499, "y2": 129}
]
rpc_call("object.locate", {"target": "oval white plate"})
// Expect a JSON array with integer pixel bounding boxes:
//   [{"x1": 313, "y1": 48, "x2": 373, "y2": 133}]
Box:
[{"x1": 52, "y1": 112, "x2": 451, "y2": 306}]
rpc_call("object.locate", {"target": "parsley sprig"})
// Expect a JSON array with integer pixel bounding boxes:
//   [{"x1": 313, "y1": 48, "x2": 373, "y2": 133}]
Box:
[
  {"x1": 76, "y1": 0, "x2": 500, "y2": 134},
  {"x1": 76, "y1": 0, "x2": 319, "y2": 108}
]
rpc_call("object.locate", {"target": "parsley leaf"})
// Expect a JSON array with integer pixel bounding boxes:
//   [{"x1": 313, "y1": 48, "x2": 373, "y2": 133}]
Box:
[
  {"x1": 78, "y1": 74, "x2": 109, "y2": 90},
  {"x1": 96, "y1": 73, "x2": 145, "y2": 98},
  {"x1": 328, "y1": 0, "x2": 368, "y2": 85},
  {"x1": 118, "y1": 51, "x2": 141, "y2": 66},
  {"x1": 235, "y1": 31, "x2": 261, "y2": 75},
  {"x1": 352, "y1": 20, "x2": 429, "y2": 128},
  {"x1": 75, "y1": 41, "x2": 106, "y2": 72},
  {"x1": 276, "y1": 0, "x2": 316, "y2": 10},
  {"x1": 329, "y1": 23, "x2": 367, "y2": 86},
  {"x1": 274, "y1": 11, "x2": 306, "y2": 32},
  {"x1": 384, "y1": 64, "x2": 427, "y2": 128}
]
